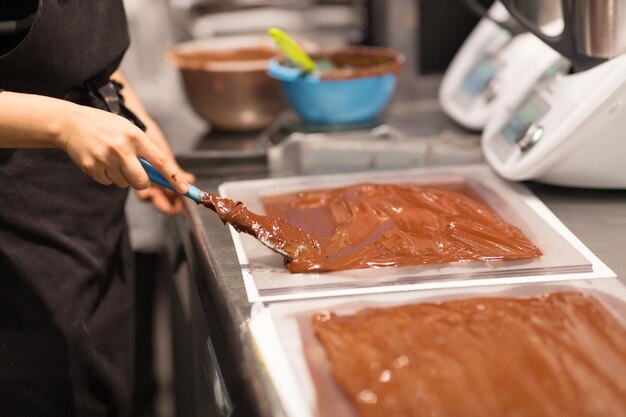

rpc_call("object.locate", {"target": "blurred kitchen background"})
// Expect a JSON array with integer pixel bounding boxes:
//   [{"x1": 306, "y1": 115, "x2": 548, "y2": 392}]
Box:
[
  {"x1": 122, "y1": 0, "x2": 493, "y2": 131},
  {"x1": 120, "y1": 1, "x2": 491, "y2": 416}
]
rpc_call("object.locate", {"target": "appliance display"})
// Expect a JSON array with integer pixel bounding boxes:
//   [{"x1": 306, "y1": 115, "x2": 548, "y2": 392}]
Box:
[
  {"x1": 459, "y1": 56, "x2": 501, "y2": 99},
  {"x1": 439, "y1": 1, "x2": 511, "y2": 130},
  {"x1": 439, "y1": 2, "x2": 566, "y2": 131}
]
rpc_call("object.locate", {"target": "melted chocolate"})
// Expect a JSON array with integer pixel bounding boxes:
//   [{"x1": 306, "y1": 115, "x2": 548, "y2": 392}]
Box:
[
  {"x1": 312, "y1": 292, "x2": 626, "y2": 417},
  {"x1": 276, "y1": 47, "x2": 403, "y2": 81},
  {"x1": 262, "y1": 183, "x2": 542, "y2": 273},
  {"x1": 310, "y1": 47, "x2": 403, "y2": 81},
  {"x1": 199, "y1": 193, "x2": 321, "y2": 260}
]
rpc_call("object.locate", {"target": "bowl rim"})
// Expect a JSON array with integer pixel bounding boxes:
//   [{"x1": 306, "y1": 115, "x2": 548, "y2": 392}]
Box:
[
  {"x1": 271, "y1": 46, "x2": 406, "y2": 81},
  {"x1": 168, "y1": 35, "x2": 318, "y2": 72}
]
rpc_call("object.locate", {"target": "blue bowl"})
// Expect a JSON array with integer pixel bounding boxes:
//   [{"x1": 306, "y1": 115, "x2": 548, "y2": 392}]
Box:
[{"x1": 267, "y1": 53, "x2": 401, "y2": 125}]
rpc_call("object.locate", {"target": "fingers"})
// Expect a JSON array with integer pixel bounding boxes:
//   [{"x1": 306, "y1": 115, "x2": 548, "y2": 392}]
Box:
[
  {"x1": 92, "y1": 169, "x2": 113, "y2": 186},
  {"x1": 100, "y1": 147, "x2": 133, "y2": 189},
  {"x1": 136, "y1": 187, "x2": 184, "y2": 215},
  {"x1": 81, "y1": 159, "x2": 112, "y2": 186},
  {"x1": 171, "y1": 198, "x2": 184, "y2": 214},
  {"x1": 182, "y1": 171, "x2": 196, "y2": 184},
  {"x1": 104, "y1": 166, "x2": 130, "y2": 189},
  {"x1": 62, "y1": 107, "x2": 189, "y2": 193},
  {"x1": 120, "y1": 157, "x2": 150, "y2": 190},
  {"x1": 135, "y1": 139, "x2": 189, "y2": 194}
]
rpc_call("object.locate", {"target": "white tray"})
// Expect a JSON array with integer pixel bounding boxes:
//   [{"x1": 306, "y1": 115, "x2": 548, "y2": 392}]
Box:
[
  {"x1": 219, "y1": 165, "x2": 614, "y2": 302},
  {"x1": 249, "y1": 277, "x2": 626, "y2": 417}
]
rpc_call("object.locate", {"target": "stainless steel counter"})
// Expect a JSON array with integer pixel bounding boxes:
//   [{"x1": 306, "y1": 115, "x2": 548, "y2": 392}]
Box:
[{"x1": 162, "y1": 78, "x2": 626, "y2": 417}]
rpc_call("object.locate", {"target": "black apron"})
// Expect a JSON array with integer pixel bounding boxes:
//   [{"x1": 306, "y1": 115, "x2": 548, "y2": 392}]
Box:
[{"x1": 0, "y1": 1, "x2": 135, "y2": 416}]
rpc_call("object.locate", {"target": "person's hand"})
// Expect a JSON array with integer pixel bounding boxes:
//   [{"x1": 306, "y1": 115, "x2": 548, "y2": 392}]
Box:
[
  {"x1": 135, "y1": 170, "x2": 196, "y2": 215},
  {"x1": 56, "y1": 102, "x2": 189, "y2": 194}
]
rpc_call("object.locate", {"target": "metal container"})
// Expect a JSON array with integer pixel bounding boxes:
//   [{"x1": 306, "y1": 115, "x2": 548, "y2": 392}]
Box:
[
  {"x1": 460, "y1": 0, "x2": 563, "y2": 36},
  {"x1": 169, "y1": 36, "x2": 288, "y2": 131},
  {"x1": 513, "y1": 0, "x2": 563, "y2": 35},
  {"x1": 503, "y1": 0, "x2": 626, "y2": 70},
  {"x1": 577, "y1": 0, "x2": 626, "y2": 58},
  {"x1": 510, "y1": 0, "x2": 626, "y2": 56}
]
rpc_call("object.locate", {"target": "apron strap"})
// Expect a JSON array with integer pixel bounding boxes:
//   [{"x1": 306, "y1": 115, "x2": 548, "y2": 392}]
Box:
[
  {"x1": 64, "y1": 78, "x2": 147, "y2": 132},
  {"x1": 0, "y1": 13, "x2": 36, "y2": 35}
]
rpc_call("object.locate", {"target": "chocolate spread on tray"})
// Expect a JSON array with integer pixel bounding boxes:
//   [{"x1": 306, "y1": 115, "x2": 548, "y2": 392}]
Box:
[
  {"x1": 200, "y1": 193, "x2": 322, "y2": 260},
  {"x1": 262, "y1": 183, "x2": 542, "y2": 273},
  {"x1": 312, "y1": 291, "x2": 626, "y2": 417}
]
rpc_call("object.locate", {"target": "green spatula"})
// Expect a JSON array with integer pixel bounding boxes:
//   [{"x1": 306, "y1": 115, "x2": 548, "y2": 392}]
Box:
[{"x1": 268, "y1": 27, "x2": 318, "y2": 73}]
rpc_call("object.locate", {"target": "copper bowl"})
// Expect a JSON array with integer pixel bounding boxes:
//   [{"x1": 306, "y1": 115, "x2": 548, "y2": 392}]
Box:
[{"x1": 169, "y1": 36, "x2": 290, "y2": 131}]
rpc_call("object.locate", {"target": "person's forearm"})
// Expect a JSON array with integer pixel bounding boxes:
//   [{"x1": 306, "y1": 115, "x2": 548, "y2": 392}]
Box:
[
  {"x1": 0, "y1": 91, "x2": 69, "y2": 149},
  {"x1": 111, "y1": 71, "x2": 174, "y2": 156},
  {"x1": 0, "y1": 86, "x2": 189, "y2": 193}
]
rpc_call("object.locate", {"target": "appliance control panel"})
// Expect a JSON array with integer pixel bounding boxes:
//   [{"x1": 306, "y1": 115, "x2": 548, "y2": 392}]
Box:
[
  {"x1": 491, "y1": 93, "x2": 551, "y2": 163},
  {"x1": 459, "y1": 56, "x2": 502, "y2": 101}
]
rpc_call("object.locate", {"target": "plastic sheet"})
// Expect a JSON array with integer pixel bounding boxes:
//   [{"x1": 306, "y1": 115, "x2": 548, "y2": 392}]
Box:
[
  {"x1": 219, "y1": 165, "x2": 613, "y2": 302},
  {"x1": 249, "y1": 278, "x2": 626, "y2": 417}
]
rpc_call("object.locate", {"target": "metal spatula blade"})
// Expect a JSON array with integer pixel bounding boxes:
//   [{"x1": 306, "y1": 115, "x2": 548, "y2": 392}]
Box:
[{"x1": 139, "y1": 158, "x2": 321, "y2": 261}]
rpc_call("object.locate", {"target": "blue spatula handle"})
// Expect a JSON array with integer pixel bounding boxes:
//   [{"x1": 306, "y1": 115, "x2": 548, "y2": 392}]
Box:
[{"x1": 139, "y1": 157, "x2": 204, "y2": 203}]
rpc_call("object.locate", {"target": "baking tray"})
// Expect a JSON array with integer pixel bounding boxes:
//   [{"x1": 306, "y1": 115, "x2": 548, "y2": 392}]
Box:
[
  {"x1": 249, "y1": 277, "x2": 626, "y2": 417},
  {"x1": 266, "y1": 125, "x2": 483, "y2": 177},
  {"x1": 219, "y1": 165, "x2": 614, "y2": 302}
]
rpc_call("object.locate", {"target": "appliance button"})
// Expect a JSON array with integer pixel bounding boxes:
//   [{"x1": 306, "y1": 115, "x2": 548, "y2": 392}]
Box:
[
  {"x1": 483, "y1": 78, "x2": 500, "y2": 102},
  {"x1": 517, "y1": 124, "x2": 544, "y2": 151}
]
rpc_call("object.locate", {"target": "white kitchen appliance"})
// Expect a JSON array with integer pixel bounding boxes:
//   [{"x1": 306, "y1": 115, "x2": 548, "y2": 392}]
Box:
[
  {"x1": 439, "y1": 1, "x2": 511, "y2": 130},
  {"x1": 483, "y1": 0, "x2": 626, "y2": 188},
  {"x1": 439, "y1": 1, "x2": 565, "y2": 131}
]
